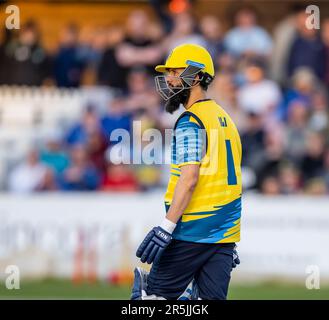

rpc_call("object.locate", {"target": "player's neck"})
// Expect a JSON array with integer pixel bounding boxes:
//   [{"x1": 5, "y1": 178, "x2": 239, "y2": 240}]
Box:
[{"x1": 184, "y1": 87, "x2": 206, "y2": 110}]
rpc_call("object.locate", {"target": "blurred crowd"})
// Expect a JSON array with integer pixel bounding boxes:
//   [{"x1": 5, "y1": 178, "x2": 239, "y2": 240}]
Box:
[{"x1": 1, "y1": 2, "x2": 329, "y2": 195}]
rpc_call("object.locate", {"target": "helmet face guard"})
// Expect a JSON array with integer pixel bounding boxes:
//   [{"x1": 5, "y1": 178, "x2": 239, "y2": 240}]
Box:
[{"x1": 155, "y1": 64, "x2": 204, "y2": 101}]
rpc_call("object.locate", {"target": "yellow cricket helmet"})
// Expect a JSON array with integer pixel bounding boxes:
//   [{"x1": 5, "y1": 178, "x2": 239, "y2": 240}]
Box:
[{"x1": 155, "y1": 43, "x2": 215, "y2": 77}]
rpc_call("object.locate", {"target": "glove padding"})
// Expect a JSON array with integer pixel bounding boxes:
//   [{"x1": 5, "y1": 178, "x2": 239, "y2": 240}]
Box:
[
  {"x1": 232, "y1": 247, "x2": 240, "y2": 268},
  {"x1": 136, "y1": 226, "x2": 172, "y2": 265}
]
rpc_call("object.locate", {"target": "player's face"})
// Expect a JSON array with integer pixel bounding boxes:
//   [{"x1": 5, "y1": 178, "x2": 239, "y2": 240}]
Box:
[{"x1": 165, "y1": 68, "x2": 185, "y2": 88}]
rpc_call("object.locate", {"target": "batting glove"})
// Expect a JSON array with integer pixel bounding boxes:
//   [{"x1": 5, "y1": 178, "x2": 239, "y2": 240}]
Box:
[{"x1": 136, "y1": 218, "x2": 176, "y2": 265}]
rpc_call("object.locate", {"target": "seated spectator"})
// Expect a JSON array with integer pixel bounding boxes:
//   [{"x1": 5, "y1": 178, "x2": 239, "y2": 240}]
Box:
[
  {"x1": 279, "y1": 67, "x2": 317, "y2": 121},
  {"x1": 301, "y1": 132, "x2": 325, "y2": 181},
  {"x1": 284, "y1": 100, "x2": 309, "y2": 163},
  {"x1": 86, "y1": 130, "x2": 108, "y2": 174},
  {"x1": 124, "y1": 67, "x2": 160, "y2": 115},
  {"x1": 54, "y1": 24, "x2": 86, "y2": 87},
  {"x1": 87, "y1": 27, "x2": 108, "y2": 70},
  {"x1": 224, "y1": 6, "x2": 273, "y2": 58},
  {"x1": 101, "y1": 97, "x2": 132, "y2": 142},
  {"x1": 261, "y1": 176, "x2": 280, "y2": 195},
  {"x1": 65, "y1": 106, "x2": 103, "y2": 146},
  {"x1": 257, "y1": 126, "x2": 285, "y2": 188},
  {"x1": 308, "y1": 90, "x2": 329, "y2": 133},
  {"x1": 241, "y1": 112, "x2": 265, "y2": 170},
  {"x1": 59, "y1": 145, "x2": 100, "y2": 191},
  {"x1": 101, "y1": 163, "x2": 139, "y2": 192},
  {"x1": 8, "y1": 149, "x2": 55, "y2": 193},
  {"x1": 216, "y1": 51, "x2": 237, "y2": 74},
  {"x1": 287, "y1": 9, "x2": 326, "y2": 80},
  {"x1": 78, "y1": 27, "x2": 108, "y2": 85},
  {"x1": 40, "y1": 131, "x2": 69, "y2": 174},
  {"x1": 304, "y1": 178, "x2": 328, "y2": 195},
  {"x1": 237, "y1": 59, "x2": 281, "y2": 121},
  {"x1": 278, "y1": 163, "x2": 301, "y2": 194}
]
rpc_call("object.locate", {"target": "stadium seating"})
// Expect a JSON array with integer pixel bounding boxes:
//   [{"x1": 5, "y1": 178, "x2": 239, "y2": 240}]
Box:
[{"x1": 0, "y1": 86, "x2": 111, "y2": 188}]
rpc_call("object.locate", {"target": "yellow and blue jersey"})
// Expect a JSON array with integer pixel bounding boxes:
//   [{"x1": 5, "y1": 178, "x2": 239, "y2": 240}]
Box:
[{"x1": 165, "y1": 99, "x2": 242, "y2": 244}]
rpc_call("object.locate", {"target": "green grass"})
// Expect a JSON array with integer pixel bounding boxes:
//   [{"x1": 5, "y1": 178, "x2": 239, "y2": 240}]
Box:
[{"x1": 0, "y1": 279, "x2": 328, "y2": 300}]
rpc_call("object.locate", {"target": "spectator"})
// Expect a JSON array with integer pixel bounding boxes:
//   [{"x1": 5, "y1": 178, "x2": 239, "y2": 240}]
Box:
[
  {"x1": 40, "y1": 131, "x2": 69, "y2": 175},
  {"x1": 97, "y1": 26, "x2": 127, "y2": 90},
  {"x1": 115, "y1": 10, "x2": 164, "y2": 77},
  {"x1": 270, "y1": 4, "x2": 305, "y2": 84},
  {"x1": 101, "y1": 97, "x2": 132, "y2": 142},
  {"x1": 78, "y1": 27, "x2": 108, "y2": 85},
  {"x1": 237, "y1": 59, "x2": 282, "y2": 120},
  {"x1": 278, "y1": 163, "x2": 301, "y2": 194},
  {"x1": 87, "y1": 27, "x2": 108, "y2": 70},
  {"x1": 304, "y1": 178, "x2": 327, "y2": 195},
  {"x1": 101, "y1": 163, "x2": 139, "y2": 192},
  {"x1": 3, "y1": 20, "x2": 51, "y2": 86},
  {"x1": 287, "y1": 9, "x2": 326, "y2": 80},
  {"x1": 216, "y1": 51, "x2": 237, "y2": 74},
  {"x1": 279, "y1": 67, "x2": 316, "y2": 121},
  {"x1": 301, "y1": 132, "x2": 325, "y2": 181},
  {"x1": 65, "y1": 106, "x2": 102, "y2": 146},
  {"x1": 125, "y1": 10, "x2": 153, "y2": 47},
  {"x1": 124, "y1": 67, "x2": 160, "y2": 115},
  {"x1": 54, "y1": 24, "x2": 86, "y2": 87},
  {"x1": 257, "y1": 126, "x2": 285, "y2": 188},
  {"x1": 59, "y1": 145, "x2": 100, "y2": 191},
  {"x1": 284, "y1": 100, "x2": 309, "y2": 163},
  {"x1": 308, "y1": 90, "x2": 329, "y2": 133},
  {"x1": 261, "y1": 176, "x2": 280, "y2": 195},
  {"x1": 224, "y1": 6, "x2": 272, "y2": 58},
  {"x1": 85, "y1": 130, "x2": 108, "y2": 174},
  {"x1": 241, "y1": 112, "x2": 265, "y2": 171},
  {"x1": 8, "y1": 149, "x2": 54, "y2": 193}
]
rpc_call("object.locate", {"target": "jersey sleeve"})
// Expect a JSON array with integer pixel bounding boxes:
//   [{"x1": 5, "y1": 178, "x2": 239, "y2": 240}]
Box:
[{"x1": 174, "y1": 114, "x2": 205, "y2": 168}]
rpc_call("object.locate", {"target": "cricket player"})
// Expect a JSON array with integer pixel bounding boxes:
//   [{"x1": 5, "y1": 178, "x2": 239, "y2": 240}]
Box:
[{"x1": 133, "y1": 43, "x2": 242, "y2": 300}]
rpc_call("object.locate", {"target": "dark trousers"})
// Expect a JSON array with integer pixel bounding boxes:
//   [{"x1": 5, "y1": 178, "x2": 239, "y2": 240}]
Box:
[{"x1": 147, "y1": 239, "x2": 235, "y2": 300}]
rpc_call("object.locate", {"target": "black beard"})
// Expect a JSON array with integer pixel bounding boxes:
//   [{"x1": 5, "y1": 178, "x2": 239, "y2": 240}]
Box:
[{"x1": 165, "y1": 88, "x2": 191, "y2": 114}]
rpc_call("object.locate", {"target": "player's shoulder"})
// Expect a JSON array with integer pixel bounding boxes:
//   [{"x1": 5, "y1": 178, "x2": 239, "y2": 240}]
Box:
[{"x1": 175, "y1": 112, "x2": 201, "y2": 130}]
